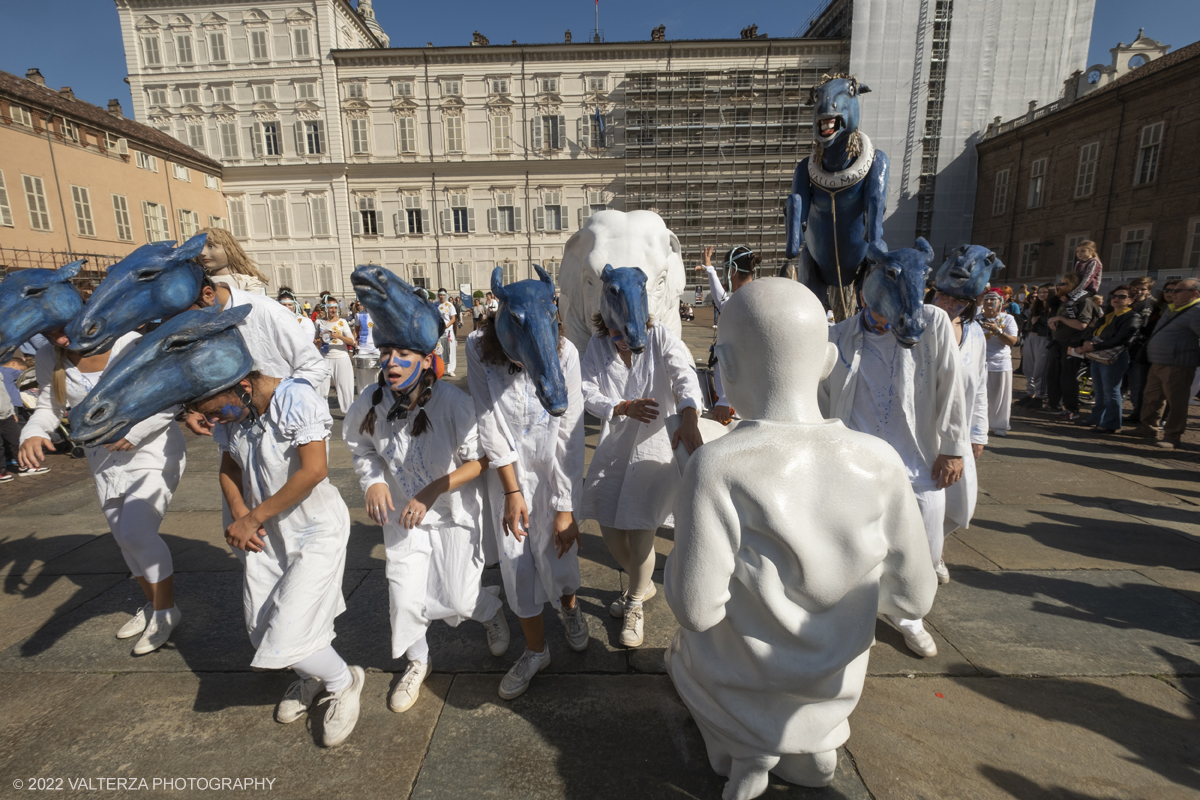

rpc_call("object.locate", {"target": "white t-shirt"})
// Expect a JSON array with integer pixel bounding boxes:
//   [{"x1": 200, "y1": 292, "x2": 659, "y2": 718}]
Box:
[
  {"x1": 355, "y1": 312, "x2": 377, "y2": 354},
  {"x1": 487, "y1": 299, "x2": 498, "y2": 313},
  {"x1": 317, "y1": 317, "x2": 353, "y2": 358},
  {"x1": 980, "y1": 312, "x2": 1019, "y2": 372},
  {"x1": 847, "y1": 328, "x2": 935, "y2": 490}
]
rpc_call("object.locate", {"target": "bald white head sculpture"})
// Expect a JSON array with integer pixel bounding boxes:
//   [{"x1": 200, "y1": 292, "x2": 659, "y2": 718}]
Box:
[{"x1": 664, "y1": 277, "x2": 937, "y2": 800}]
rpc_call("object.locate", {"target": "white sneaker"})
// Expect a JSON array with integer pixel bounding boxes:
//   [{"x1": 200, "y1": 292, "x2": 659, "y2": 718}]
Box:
[
  {"x1": 389, "y1": 659, "x2": 430, "y2": 714},
  {"x1": 900, "y1": 627, "x2": 938, "y2": 658},
  {"x1": 935, "y1": 559, "x2": 950, "y2": 585},
  {"x1": 619, "y1": 603, "x2": 645, "y2": 648},
  {"x1": 319, "y1": 665, "x2": 365, "y2": 747},
  {"x1": 498, "y1": 648, "x2": 550, "y2": 700},
  {"x1": 608, "y1": 583, "x2": 657, "y2": 618},
  {"x1": 116, "y1": 602, "x2": 152, "y2": 640},
  {"x1": 132, "y1": 607, "x2": 180, "y2": 655},
  {"x1": 276, "y1": 677, "x2": 323, "y2": 724},
  {"x1": 483, "y1": 609, "x2": 510, "y2": 657},
  {"x1": 560, "y1": 604, "x2": 589, "y2": 652}
]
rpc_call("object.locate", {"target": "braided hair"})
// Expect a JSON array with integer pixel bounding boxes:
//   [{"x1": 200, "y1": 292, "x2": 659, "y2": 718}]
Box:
[{"x1": 358, "y1": 353, "x2": 438, "y2": 437}]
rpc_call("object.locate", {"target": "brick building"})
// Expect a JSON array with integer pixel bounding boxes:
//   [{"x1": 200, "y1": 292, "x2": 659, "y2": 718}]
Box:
[{"x1": 971, "y1": 33, "x2": 1200, "y2": 290}]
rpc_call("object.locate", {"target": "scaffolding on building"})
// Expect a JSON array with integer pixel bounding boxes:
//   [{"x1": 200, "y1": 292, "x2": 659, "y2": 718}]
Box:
[
  {"x1": 0, "y1": 247, "x2": 121, "y2": 286},
  {"x1": 621, "y1": 61, "x2": 846, "y2": 287}
]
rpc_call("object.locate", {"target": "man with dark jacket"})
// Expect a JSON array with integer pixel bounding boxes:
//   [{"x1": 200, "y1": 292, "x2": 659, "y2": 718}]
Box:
[
  {"x1": 1133, "y1": 278, "x2": 1200, "y2": 449},
  {"x1": 1124, "y1": 276, "x2": 1157, "y2": 423},
  {"x1": 1046, "y1": 275, "x2": 1100, "y2": 422}
]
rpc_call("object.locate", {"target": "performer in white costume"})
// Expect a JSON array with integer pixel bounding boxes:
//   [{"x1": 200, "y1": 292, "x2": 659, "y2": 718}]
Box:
[
  {"x1": 315, "y1": 298, "x2": 355, "y2": 414},
  {"x1": 352, "y1": 306, "x2": 380, "y2": 395},
  {"x1": 193, "y1": 365, "x2": 363, "y2": 749},
  {"x1": 819, "y1": 278, "x2": 968, "y2": 659},
  {"x1": 579, "y1": 266, "x2": 703, "y2": 648},
  {"x1": 343, "y1": 347, "x2": 509, "y2": 714},
  {"x1": 696, "y1": 245, "x2": 758, "y2": 423},
  {"x1": 665, "y1": 279, "x2": 937, "y2": 800},
  {"x1": 978, "y1": 291, "x2": 1019, "y2": 437},
  {"x1": 436, "y1": 289, "x2": 458, "y2": 377},
  {"x1": 19, "y1": 331, "x2": 186, "y2": 655},
  {"x1": 931, "y1": 288, "x2": 989, "y2": 576},
  {"x1": 277, "y1": 287, "x2": 317, "y2": 348},
  {"x1": 467, "y1": 268, "x2": 586, "y2": 700}
]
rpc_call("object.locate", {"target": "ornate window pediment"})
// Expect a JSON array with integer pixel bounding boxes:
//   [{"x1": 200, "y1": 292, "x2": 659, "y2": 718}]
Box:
[
  {"x1": 168, "y1": 14, "x2": 193, "y2": 28},
  {"x1": 537, "y1": 92, "x2": 563, "y2": 105},
  {"x1": 485, "y1": 95, "x2": 515, "y2": 111},
  {"x1": 180, "y1": 104, "x2": 204, "y2": 116},
  {"x1": 295, "y1": 106, "x2": 323, "y2": 120},
  {"x1": 243, "y1": 9, "x2": 270, "y2": 25},
  {"x1": 440, "y1": 95, "x2": 466, "y2": 110},
  {"x1": 342, "y1": 98, "x2": 371, "y2": 112},
  {"x1": 183, "y1": 113, "x2": 205, "y2": 124},
  {"x1": 391, "y1": 97, "x2": 420, "y2": 111},
  {"x1": 212, "y1": 103, "x2": 237, "y2": 116},
  {"x1": 345, "y1": 108, "x2": 370, "y2": 120},
  {"x1": 295, "y1": 99, "x2": 323, "y2": 114},
  {"x1": 201, "y1": 12, "x2": 228, "y2": 27},
  {"x1": 251, "y1": 101, "x2": 278, "y2": 114},
  {"x1": 148, "y1": 113, "x2": 171, "y2": 126},
  {"x1": 135, "y1": 16, "x2": 160, "y2": 31},
  {"x1": 285, "y1": 9, "x2": 314, "y2": 24}
]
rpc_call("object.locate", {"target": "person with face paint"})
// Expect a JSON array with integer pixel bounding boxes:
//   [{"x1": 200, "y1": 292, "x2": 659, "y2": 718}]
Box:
[
  {"x1": 579, "y1": 267, "x2": 704, "y2": 649},
  {"x1": 315, "y1": 297, "x2": 356, "y2": 414},
  {"x1": 19, "y1": 326, "x2": 187, "y2": 655},
  {"x1": 187, "y1": 365, "x2": 363, "y2": 748},
  {"x1": 343, "y1": 341, "x2": 509, "y2": 714},
  {"x1": 277, "y1": 286, "x2": 317, "y2": 346},
  {"x1": 436, "y1": 289, "x2": 458, "y2": 377},
  {"x1": 696, "y1": 246, "x2": 760, "y2": 424}
]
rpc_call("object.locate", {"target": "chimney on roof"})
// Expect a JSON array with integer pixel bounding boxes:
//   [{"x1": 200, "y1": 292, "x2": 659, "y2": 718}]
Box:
[
  {"x1": 59, "y1": 87, "x2": 75, "y2": 101},
  {"x1": 25, "y1": 68, "x2": 45, "y2": 86},
  {"x1": 565, "y1": 30, "x2": 572, "y2": 43},
  {"x1": 107, "y1": 99, "x2": 123, "y2": 118},
  {"x1": 651, "y1": 25, "x2": 666, "y2": 42}
]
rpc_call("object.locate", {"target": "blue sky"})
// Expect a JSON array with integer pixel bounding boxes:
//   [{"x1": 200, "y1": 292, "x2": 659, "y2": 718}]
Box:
[{"x1": 0, "y1": 0, "x2": 1195, "y2": 110}]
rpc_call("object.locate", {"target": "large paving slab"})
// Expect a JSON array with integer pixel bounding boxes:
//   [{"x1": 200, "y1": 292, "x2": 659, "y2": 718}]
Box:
[
  {"x1": 0, "y1": 569, "x2": 370, "y2": 672},
  {"x1": 0, "y1": 672, "x2": 114, "y2": 773},
  {"x1": 960, "y1": 504, "x2": 1200, "y2": 570},
  {"x1": 0, "y1": 513, "x2": 112, "y2": 580},
  {"x1": 413, "y1": 674, "x2": 872, "y2": 799},
  {"x1": 1113, "y1": 499, "x2": 1200, "y2": 543},
  {"x1": 974, "y1": 459, "x2": 1179, "y2": 506},
  {"x1": 1137, "y1": 567, "x2": 1200, "y2": 606},
  {"x1": 926, "y1": 569, "x2": 1200, "y2": 676},
  {"x1": 0, "y1": 572, "x2": 125, "y2": 652},
  {"x1": 1, "y1": 671, "x2": 449, "y2": 798},
  {"x1": 849, "y1": 675, "x2": 1200, "y2": 800}
]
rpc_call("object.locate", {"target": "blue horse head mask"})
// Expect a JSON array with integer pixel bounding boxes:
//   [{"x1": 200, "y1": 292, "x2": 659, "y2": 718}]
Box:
[
  {"x1": 67, "y1": 234, "x2": 207, "y2": 356},
  {"x1": 861, "y1": 238, "x2": 935, "y2": 349},
  {"x1": 934, "y1": 245, "x2": 1005, "y2": 300},
  {"x1": 350, "y1": 264, "x2": 444, "y2": 353},
  {"x1": 491, "y1": 265, "x2": 568, "y2": 416},
  {"x1": 599, "y1": 265, "x2": 650, "y2": 354},
  {"x1": 69, "y1": 305, "x2": 253, "y2": 446},
  {"x1": 0, "y1": 260, "x2": 84, "y2": 361},
  {"x1": 812, "y1": 75, "x2": 870, "y2": 151}
]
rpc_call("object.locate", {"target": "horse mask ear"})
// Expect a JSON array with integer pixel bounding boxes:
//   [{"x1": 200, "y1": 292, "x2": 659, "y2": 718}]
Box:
[
  {"x1": 58, "y1": 259, "x2": 85, "y2": 280},
  {"x1": 986, "y1": 251, "x2": 1006, "y2": 276},
  {"x1": 858, "y1": 83, "x2": 871, "y2": 94},
  {"x1": 175, "y1": 233, "x2": 207, "y2": 261},
  {"x1": 866, "y1": 243, "x2": 889, "y2": 264},
  {"x1": 601, "y1": 264, "x2": 615, "y2": 282},
  {"x1": 914, "y1": 238, "x2": 935, "y2": 265},
  {"x1": 490, "y1": 266, "x2": 506, "y2": 301},
  {"x1": 534, "y1": 264, "x2": 553, "y2": 285}
]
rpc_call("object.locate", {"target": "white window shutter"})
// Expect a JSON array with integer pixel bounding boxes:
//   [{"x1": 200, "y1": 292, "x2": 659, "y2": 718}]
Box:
[
  {"x1": 487, "y1": 206, "x2": 497, "y2": 232},
  {"x1": 534, "y1": 206, "x2": 545, "y2": 231},
  {"x1": 512, "y1": 205, "x2": 522, "y2": 232},
  {"x1": 1111, "y1": 245, "x2": 1122, "y2": 268},
  {"x1": 561, "y1": 205, "x2": 569, "y2": 231},
  {"x1": 579, "y1": 206, "x2": 590, "y2": 227},
  {"x1": 392, "y1": 212, "x2": 401, "y2": 236},
  {"x1": 579, "y1": 117, "x2": 590, "y2": 149},
  {"x1": 294, "y1": 123, "x2": 303, "y2": 155},
  {"x1": 531, "y1": 117, "x2": 543, "y2": 150},
  {"x1": 467, "y1": 207, "x2": 476, "y2": 233},
  {"x1": 605, "y1": 114, "x2": 614, "y2": 147},
  {"x1": 441, "y1": 208, "x2": 453, "y2": 233},
  {"x1": 351, "y1": 206, "x2": 362, "y2": 235},
  {"x1": 251, "y1": 122, "x2": 261, "y2": 156},
  {"x1": 421, "y1": 208, "x2": 431, "y2": 233},
  {"x1": 557, "y1": 115, "x2": 566, "y2": 148},
  {"x1": 1139, "y1": 240, "x2": 1152, "y2": 271}
]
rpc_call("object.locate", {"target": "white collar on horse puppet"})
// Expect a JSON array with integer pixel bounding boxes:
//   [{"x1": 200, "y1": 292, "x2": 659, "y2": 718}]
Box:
[{"x1": 807, "y1": 132, "x2": 875, "y2": 192}]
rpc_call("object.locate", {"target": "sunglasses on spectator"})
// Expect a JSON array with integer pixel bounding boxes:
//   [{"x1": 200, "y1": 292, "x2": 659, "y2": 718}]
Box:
[{"x1": 1111, "y1": 294, "x2": 1130, "y2": 299}]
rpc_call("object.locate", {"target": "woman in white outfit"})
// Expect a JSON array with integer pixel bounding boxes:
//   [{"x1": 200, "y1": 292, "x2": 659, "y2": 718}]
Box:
[
  {"x1": 979, "y1": 292, "x2": 1020, "y2": 436},
  {"x1": 277, "y1": 287, "x2": 317, "y2": 349},
  {"x1": 316, "y1": 298, "x2": 355, "y2": 413},
  {"x1": 343, "y1": 345, "x2": 509, "y2": 714},
  {"x1": 579, "y1": 270, "x2": 704, "y2": 648},
  {"x1": 19, "y1": 330, "x2": 186, "y2": 655},
  {"x1": 931, "y1": 290, "x2": 988, "y2": 583},
  {"x1": 696, "y1": 245, "x2": 757, "y2": 424},
  {"x1": 191, "y1": 367, "x2": 363, "y2": 749},
  {"x1": 466, "y1": 270, "x2": 586, "y2": 701}
]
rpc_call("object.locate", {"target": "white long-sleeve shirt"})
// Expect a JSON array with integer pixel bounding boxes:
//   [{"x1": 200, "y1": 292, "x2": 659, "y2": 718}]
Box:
[
  {"x1": 222, "y1": 286, "x2": 328, "y2": 385},
  {"x1": 702, "y1": 265, "x2": 728, "y2": 312}
]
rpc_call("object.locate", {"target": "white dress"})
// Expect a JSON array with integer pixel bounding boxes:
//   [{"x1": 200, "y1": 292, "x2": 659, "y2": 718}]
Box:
[
  {"x1": 213, "y1": 378, "x2": 350, "y2": 670},
  {"x1": 466, "y1": 331, "x2": 585, "y2": 618},
  {"x1": 342, "y1": 380, "x2": 503, "y2": 657},
  {"x1": 580, "y1": 323, "x2": 703, "y2": 530},
  {"x1": 21, "y1": 333, "x2": 186, "y2": 516},
  {"x1": 946, "y1": 321, "x2": 988, "y2": 533},
  {"x1": 317, "y1": 317, "x2": 355, "y2": 413}
]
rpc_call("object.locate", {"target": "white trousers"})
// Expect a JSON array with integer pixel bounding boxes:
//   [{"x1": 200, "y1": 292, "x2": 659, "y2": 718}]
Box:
[
  {"x1": 384, "y1": 521, "x2": 503, "y2": 659},
  {"x1": 892, "y1": 486, "x2": 946, "y2": 637},
  {"x1": 320, "y1": 355, "x2": 355, "y2": 414},
  {"x1": 440, "y1": 332, "x2": 457, "y2": 376},
  {"x1": 102, "y1": 488, "x2": 173, "y2": 584},
  {"x1": 987, "y1": 370, "x2": 1013, "y2": 432}
]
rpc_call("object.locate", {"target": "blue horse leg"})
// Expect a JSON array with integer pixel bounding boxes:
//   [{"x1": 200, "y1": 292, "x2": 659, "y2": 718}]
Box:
[{"x1": 795, "y1": 248, "x2": 833, "y2": 310}]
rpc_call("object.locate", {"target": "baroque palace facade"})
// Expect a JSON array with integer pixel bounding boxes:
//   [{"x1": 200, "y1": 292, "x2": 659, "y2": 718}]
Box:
[{"x1": 116, "y1": 0, "x2": 846, "y2": 296}]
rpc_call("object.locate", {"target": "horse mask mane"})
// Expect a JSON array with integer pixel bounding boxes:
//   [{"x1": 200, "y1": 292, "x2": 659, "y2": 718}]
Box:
[
  {"x1": 861, "y1": 238, "x2": 935, "y2": 349},
  {"x1": 67, "y1": 234, "x2": 207, "y2": 356},
  {"x1": 0, "y1": 260, "x2": 84, "y2": 361},
  {"x1": 599, "y1": 265, "x2": 651, "y2": 354},
  {"x1": 350, "y1": 264, "x2": 444, "y2": 353},
  {"x1": 69, "y1": 305, "x2": 253, "y2": 446},
  {"x1": 934, "y1": 245, "x2": 1005, "y2": 300},
  {"x1": 491, "y1": 265, "x2": 569, "y2": 416}
]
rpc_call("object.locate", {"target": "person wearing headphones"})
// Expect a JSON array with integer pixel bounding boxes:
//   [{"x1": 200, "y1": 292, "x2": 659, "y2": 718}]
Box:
[{"x1": 695, "y1": 245, "x2": 760, "y2": 424}]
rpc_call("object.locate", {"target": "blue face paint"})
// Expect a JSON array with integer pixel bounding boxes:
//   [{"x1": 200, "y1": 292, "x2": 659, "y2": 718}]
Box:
[
  {"x1": 381, "y1": 353, "x2": 421, "y2": 391},
  {"x1": 206, "y1": 401, "x2": 248, "y2": 425}
]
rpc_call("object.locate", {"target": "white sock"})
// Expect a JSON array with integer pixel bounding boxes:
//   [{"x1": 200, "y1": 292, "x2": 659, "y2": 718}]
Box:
[
  {"x1": 404, "y1": 634, "x2": 430, "y2": 665},
  {"x1": 152, "y1": 607, "x2": 177, "y2": 623},
  {"x1": 291, "y1": 646, "x2": 352, "y2": 693}
]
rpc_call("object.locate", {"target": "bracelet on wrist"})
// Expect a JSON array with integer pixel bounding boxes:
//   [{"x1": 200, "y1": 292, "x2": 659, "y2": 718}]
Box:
[{"x1": 504, "y1": 489, "x2": 522, "y2": 496}]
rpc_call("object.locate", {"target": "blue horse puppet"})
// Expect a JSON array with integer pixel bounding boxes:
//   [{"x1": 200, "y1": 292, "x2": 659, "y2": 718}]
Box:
[
  {"x1": 491, "y1": 265, "x2": 569, "y2": 416},
  {"x1": 0, "y1": 260, "x2": 84, "y2": 361},
  {"x1": 69, "y1": 305, "x2": 253, "y2": 447},
  {"x1": 67, "y1": 234, "x2": 207, "y2": 356},
  {"x1": 933, "y1": 245, "x2": 1005, "y2": 300},
  {"x1": 598, "y1": 265, "x2": 651, "y2": 354},
  {"x1": 859, "y1": 238, "x2": 936, "y2": 349},
  {"x1": 785, "y1": 74, "x2": 889, "y2": 316},
  {"x1": 350, "y1": 264, "x2": 444, "y2": 354}
]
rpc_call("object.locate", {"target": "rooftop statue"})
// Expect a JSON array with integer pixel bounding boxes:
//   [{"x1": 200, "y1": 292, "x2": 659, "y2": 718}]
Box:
[
  {"x1": 559, "y1": 210, "x2": 686, "y2": 355},
  {"x1": 0, "y1": 260, "x2": 84, "y2": 361},
  {"x1": 785, "y1": 75, "x2": 889, "y2": 321},
  {"x1": 664, "y1": 278, "x2": 936, "y2": 800}
]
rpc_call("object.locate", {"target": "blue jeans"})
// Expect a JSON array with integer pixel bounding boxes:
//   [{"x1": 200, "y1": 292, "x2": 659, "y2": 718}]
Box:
[
  {"x1": 1089, "y1": 351, "x2": 1130, "y2": 430},
  {"x1": 1126, "y1": 359, "x2": 1149, "y2": 416}
]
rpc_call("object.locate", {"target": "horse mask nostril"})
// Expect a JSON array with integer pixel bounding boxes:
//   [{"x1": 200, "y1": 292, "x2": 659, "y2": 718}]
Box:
[{"x1": 86, "y1": 323, "x2": 99, "y2": 337}]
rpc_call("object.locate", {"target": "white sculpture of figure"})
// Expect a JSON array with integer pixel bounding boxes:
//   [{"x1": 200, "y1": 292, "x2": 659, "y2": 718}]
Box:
[
  {"x1": 664, "y1": 278, "x2": 938, "y2": 800},
  {"x1": 558, "y1": 210, "x2": 687, "y2": 354}
]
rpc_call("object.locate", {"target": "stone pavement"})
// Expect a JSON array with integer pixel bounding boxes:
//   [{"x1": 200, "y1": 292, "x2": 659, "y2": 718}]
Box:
[{"x1": 1, "y1": 319, "x2": 1198, "y2": 799}]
